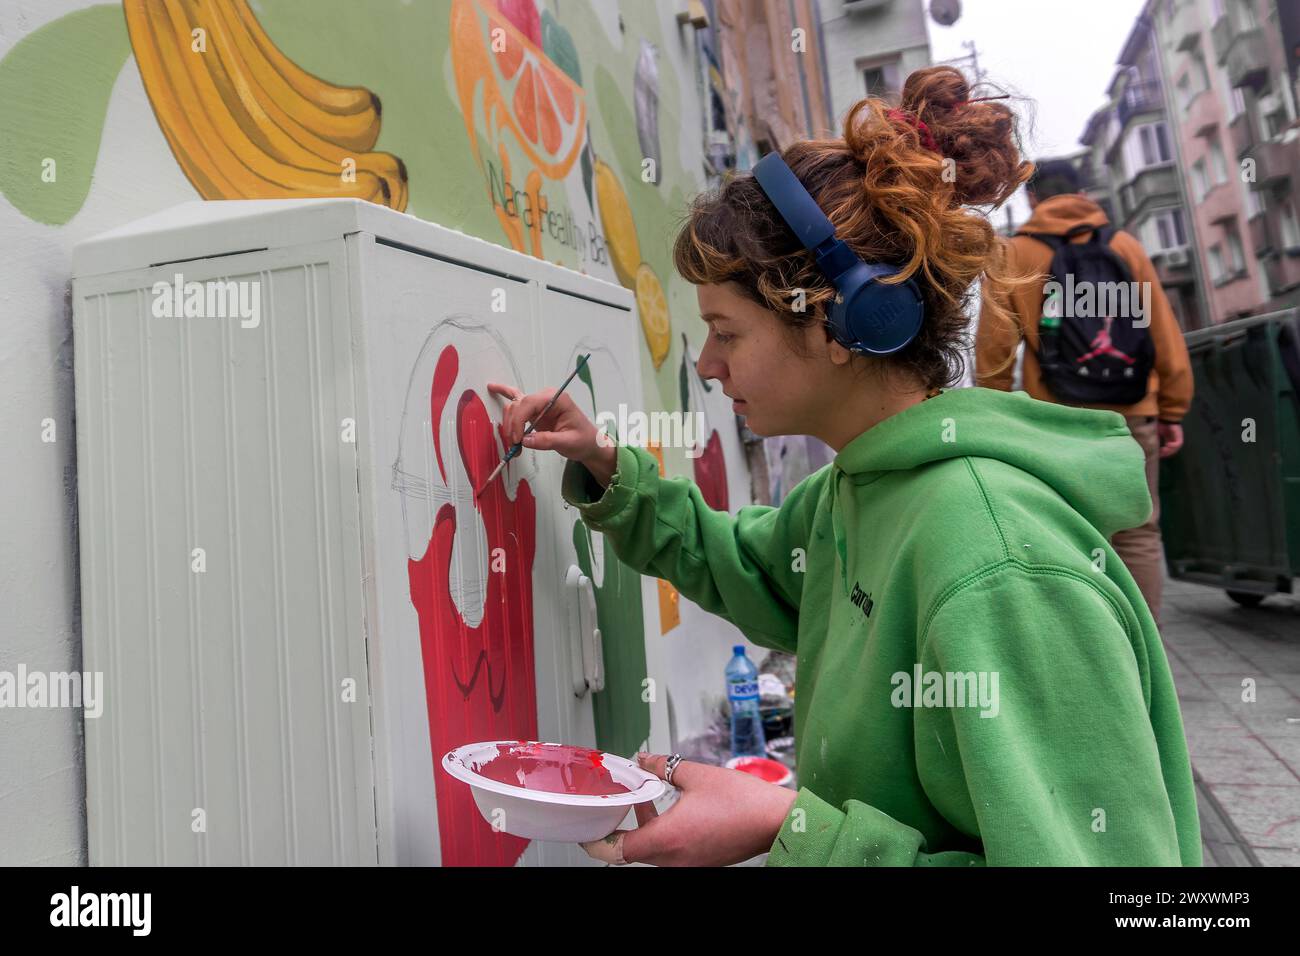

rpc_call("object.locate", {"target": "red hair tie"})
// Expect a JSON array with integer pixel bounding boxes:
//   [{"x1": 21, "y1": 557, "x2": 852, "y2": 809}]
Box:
[{"x1": 885, "y1": 108, "x2": 941, "y2": 154}]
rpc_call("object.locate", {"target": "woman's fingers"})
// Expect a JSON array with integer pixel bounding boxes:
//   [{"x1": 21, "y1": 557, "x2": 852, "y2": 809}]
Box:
[
  {"x1": 636, "y1": 752, "x2": 693, "y2": 790},
  {"x1": 486, "y1": 383, "x2": 526, "y2": 445},
  {"x1": 632, "y1": 799, "x2": 659, "y2": 827},
  {"x1": 501, "y1": 390, "x2": 557, "y2": 445},
  {"x1": 485, "y1": 382, "x2": 524, "y2": 402}
]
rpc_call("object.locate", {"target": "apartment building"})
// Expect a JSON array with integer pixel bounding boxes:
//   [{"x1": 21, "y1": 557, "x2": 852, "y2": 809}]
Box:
[
  {"x1": 1079, "y1": 12, "x2": 1205, "y2": 329},
  {"x1": 1149, "y1": 0, "x2": 1300, "y2": 320},
  {"x1": 1205, "y1": 0, "x2": 1300, "y2": 311},
  {"x1": 698, "y1": 0, "x2": 837, "y2": 177},
  {"x1": 816, "y1": 0, "x2": 932, "y2": 123}
]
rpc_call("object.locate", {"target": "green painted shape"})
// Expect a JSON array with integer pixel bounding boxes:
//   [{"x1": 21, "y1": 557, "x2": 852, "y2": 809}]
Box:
[
  {"x1": 0, "y1": 4, "x2": 131, "y2": 225},
  {"x1": 577, "y1": 354, "x2": 594, "y2": 396},
  {"x1": 572, "y1": 361, "x2": 648, "y2": 755},
  {"x1": 573, "y1": 519, "x2": 649, "y2": 758},
  {"x1": 541, "y1": 9, "x2": 581, "y2": 85}
]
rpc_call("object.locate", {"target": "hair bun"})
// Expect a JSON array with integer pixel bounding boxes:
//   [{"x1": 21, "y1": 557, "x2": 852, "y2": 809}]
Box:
[{"x1": 900, "y1": 66, "x2": 1031, "y2": 207}]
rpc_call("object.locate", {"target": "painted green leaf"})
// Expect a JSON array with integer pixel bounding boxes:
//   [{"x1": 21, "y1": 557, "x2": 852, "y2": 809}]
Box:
[
  {"x1": 0, "y1": 5, "x2": 131, "y2": 225},
  {"x1": 541, "y1": 9, "x2": 581, "y2": 86}
]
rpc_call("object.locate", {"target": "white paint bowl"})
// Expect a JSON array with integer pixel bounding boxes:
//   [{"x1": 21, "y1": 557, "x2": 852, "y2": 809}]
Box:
[{"x1": 442, "y1": 741, "x2": 667, "y2": 843}]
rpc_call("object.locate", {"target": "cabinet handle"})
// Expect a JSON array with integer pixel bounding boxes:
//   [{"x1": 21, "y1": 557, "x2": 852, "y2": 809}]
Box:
[
  {"x1": 564, "y1": 565, "x2": 588, "y2": 698},
  {"x1": 578, "y1": 574, "x2": 604, "y2": 693}
]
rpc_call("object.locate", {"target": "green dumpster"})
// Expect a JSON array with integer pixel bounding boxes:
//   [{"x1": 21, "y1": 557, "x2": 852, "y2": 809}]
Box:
[{"x1": 1159, "y1": 308, "x2": 1300, "y2": 606}]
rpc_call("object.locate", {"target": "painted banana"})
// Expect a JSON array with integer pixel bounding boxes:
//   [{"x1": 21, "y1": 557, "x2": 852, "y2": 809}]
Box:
[
  {"x1": 219, "y1": 0, "x2": 381, "y2": 152},
  {"x1": 195, "y1": 0, "x2": 406, "y2": 204},
  {"x1": 124, "y1": 0, "x2": 405, "y2": 208},
  {"x1": 154, "y1": 0, "x2": 385, "y2": 199},
  {"x1": 230, "y1": 0, "x2": 375, "y2": 116}
]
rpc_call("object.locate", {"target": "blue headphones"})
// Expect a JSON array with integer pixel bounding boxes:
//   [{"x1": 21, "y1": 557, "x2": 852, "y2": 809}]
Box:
[{"x1": 752, "y1": 152, "x2": 924, "y2": 355}]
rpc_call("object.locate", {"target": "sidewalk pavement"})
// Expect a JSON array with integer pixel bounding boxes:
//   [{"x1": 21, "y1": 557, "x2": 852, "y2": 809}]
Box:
[{"x1": 1162, "y1": 577, "x2": 1300, "y2": 866}]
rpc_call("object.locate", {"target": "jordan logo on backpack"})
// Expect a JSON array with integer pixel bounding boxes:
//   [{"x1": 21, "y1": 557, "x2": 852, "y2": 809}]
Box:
[{"x1": 1077, "y1": 316, "x2": 1136, "y2": 366}]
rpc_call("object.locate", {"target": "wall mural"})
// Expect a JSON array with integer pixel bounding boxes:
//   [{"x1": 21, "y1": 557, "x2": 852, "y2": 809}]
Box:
[
  {"x1": 123, "y1": 0, "x2": 408, "y2": 208},
  {"x1": 0, "y1": 0, "x2": 753, "y2": 863},
  {"x1": 0, "y1": 0, "x2": 696, "y2": 402}
]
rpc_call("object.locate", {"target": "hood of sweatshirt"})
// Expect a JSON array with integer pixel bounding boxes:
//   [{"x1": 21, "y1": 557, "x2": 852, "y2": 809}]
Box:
[
  {"x1": 1018, "y1": 194, "x2": 1109, "y2": 236},
  {"x1": 829, "y1": 387, "x2": 1149, "y2": 546}
]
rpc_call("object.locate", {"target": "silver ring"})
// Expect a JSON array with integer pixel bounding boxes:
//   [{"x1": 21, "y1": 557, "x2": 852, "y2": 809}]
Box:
[{"x1": 665, "y1": 753, "x2": 683, "y2": 786}]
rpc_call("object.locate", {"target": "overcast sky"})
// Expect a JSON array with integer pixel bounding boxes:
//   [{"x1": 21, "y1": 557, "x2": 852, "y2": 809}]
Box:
[{"x1": 925, "y1": 0, "x2": 1149, "y2": 225}]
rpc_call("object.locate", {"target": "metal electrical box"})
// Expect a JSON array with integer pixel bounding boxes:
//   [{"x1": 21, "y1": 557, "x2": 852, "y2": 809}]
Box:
[{"x1": 72, "y1": 198, "x2": 667, "y2": 866}]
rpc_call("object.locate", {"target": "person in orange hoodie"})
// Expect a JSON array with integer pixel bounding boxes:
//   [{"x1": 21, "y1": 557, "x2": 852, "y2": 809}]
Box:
[{"x1": 976, "y1": 159, "x2": 1194, "y2": 626}]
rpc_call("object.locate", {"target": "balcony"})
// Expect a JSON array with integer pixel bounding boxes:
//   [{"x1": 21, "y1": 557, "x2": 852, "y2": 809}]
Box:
[
  {"x1": 1117, "y1": 80, "x2": 1165, "y2": 128},
  {"x1": 1228, "y1": 111, "x2": 1254, "y2": 159},
  {"x1": 1169, "y1": 0, "x2": 1201, "y2": 52},
  {"x1": 1211, "y1": 17, "x2": 1270, "y2": 90},
  {"x1": 1119, "y1": 164, "x2": 1179, "y2": 221},
  {"x1": 1263, "y1": 252, "x2": 1300, "y2": 297},
  {"x1": 1246, "y1": 138, "x2": 1299, "y2": 190}
]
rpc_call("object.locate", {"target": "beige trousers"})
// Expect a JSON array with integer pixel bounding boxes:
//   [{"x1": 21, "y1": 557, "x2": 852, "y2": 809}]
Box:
[{"x1": 1111, "y1": 416, "x2": 1164, "y2": 626}]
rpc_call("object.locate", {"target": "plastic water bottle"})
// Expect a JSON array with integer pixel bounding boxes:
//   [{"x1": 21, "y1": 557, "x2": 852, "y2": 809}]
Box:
[{"x1": 726, "y1": 645, "x2": 767, "y2": 759}]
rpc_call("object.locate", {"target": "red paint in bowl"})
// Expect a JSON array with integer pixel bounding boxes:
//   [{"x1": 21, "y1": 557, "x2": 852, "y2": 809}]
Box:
[
  {"x1": 472, "y1": 742, "x2": 631, "y2": 796},
  {"x1": 727, "y1": 756, "x2": 792, "y2": 785}
]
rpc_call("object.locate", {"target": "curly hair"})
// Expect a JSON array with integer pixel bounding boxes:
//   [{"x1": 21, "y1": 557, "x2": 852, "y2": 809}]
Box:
[{"x1": 673, "y1": 66, "x2": 1036, "y2": 390}]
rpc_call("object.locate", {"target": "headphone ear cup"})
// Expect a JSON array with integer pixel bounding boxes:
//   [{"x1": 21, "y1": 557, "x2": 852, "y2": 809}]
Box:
[
  {"x1": 829, "y1": 267, "x2": 925, "y2": 355},
  {"x1": 824, "y1": 284, "x2": 853, "y2": 347}
]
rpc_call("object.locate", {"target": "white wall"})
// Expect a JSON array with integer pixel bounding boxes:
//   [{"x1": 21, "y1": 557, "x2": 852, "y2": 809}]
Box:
[{"x1": 0, "y1": 0, "x2": 211, "y2": 864}]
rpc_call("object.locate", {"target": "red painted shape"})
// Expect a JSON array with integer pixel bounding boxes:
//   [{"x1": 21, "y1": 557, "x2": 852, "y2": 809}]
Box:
[
  {"x1": 474, "y1": 742, "x2": 629, "y2": 796},
  {"x1": 731, "y1": 756, "x2": 790, "y2": 784},
  {"x1": 408, "y1": 346, "x2": 538, "y2": 867},
  {"x1": 692, "y1": 430, "x2": 729, "y2": 512},
  {"x1": 430, "y1": 345, "x2": 459, "y2": 483}
]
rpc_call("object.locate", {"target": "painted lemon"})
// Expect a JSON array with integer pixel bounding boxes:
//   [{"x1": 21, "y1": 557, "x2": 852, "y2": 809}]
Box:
[
  {"x1": 595, "y1": 159, "x2": 641, "y2": 288},
  {"x1": 635, "y1": 262, "x2": 671, "y2": 369}
]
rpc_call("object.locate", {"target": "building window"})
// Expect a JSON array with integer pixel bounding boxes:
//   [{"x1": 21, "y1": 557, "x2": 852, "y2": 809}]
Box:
[
  {"x1": 1262, "y1": 96, "x2": 1289, "y2": 139},
  {"x1": 1209, "y1": 136, "x2": 1228, "y2": 183},
  {"x1": 1281, "y1": 201, "x2": 1300, "y2": 249},
  {"x1": 1150, "y1": 208, "x2": 1189, "y2": 250},
  {"x1": 1246, "y1": 187, "x2": 1266, "y2": 218},
  {"x1": 1191, "y1": 49, "x2": 1211, "y2": 95},
  {"x1": 1228, "y1": 85, "x2": 1247, "y2": 119},
  {"x1": 1225, "y1": 224, "x2": 1246, "y2": 273},
  {"x1": 1156, "y1": 216, "x2": 1173, "y2": 249},
  {"x1": 1139, "y1": 123, "x2": 1172, "y2": 164},
  {"x1": 1192, "y1": 159, "x2": 1209, "y2": 200},
  {"x1": 1209, "y1": 243, "x2": 1225, "y2": 280},
  {"x1": 861, "y1": 59, "x2": 902, "y2": 101}
]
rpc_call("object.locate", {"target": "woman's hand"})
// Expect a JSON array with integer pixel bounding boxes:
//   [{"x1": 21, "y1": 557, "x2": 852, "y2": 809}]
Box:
[
  {"x1": 581, "y1": 753, "x2": 799, "y2": 867},
  {"x1": 486, "y1": 382, "x2": 618, "y2": 486}
]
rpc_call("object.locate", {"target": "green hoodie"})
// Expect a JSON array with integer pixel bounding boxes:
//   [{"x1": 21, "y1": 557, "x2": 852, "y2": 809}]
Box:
[{"x1": 561, "y1": 387, "x2": 1201, "y2": 866}]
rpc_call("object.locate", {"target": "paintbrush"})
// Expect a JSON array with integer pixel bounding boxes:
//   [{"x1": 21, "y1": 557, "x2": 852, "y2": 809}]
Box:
[{"x1": 475, "y1": 353, "x2": 591, "y2": 498}]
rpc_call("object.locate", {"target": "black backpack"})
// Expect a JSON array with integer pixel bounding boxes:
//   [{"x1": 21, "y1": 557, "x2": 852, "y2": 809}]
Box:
[{"x1": 1018, "y1": 223, "x2": 1155, "y2": 405}]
